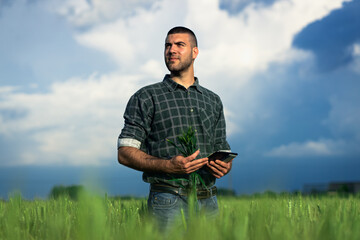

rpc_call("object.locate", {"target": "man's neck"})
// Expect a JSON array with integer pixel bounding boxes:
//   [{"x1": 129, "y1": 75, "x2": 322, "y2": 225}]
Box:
[{"x1": 170, "y1": 68, "x2": 195, "y2": 89}]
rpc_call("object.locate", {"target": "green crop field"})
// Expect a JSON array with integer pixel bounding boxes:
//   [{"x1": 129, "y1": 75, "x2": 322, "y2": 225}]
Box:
[{"x1": 1, "y1": 193, "x2": 359, "y2": 240}]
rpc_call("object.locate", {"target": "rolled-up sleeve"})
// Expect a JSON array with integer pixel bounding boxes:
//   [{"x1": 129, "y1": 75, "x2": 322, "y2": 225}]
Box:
[
  {"x1": 117, "y1": 138, "x2": 142, "y2": 149},
  {"x1": 118, "y1": 90, "x2": 153, "y2": 149}
]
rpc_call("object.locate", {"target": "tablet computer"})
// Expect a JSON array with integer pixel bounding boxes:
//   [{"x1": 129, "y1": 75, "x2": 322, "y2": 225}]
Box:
[{"x1": 208, "y1": 151, "x2": 238, "y2": 163}]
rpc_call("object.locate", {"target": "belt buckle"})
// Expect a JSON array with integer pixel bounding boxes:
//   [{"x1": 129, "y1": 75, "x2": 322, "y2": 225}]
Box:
[{"x1": 196, "y1": 186, "x2": 215, "y2": 199}]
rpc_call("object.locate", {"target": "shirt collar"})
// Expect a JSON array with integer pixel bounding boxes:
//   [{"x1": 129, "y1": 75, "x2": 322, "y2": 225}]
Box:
[{"x1": 163, "y1": 74, "x2": 203, "y2": 93}]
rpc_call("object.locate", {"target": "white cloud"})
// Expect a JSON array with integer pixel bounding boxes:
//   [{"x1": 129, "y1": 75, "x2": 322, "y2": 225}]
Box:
[
  {"x1": 351, "y1": 43, "x2": 360, "y2": 73},
  {"x1": 264, "y1": 139, "x2": 349, "y2": 158},
  {"x1": 53, "y1": 0, "x2": 160, "y2": 27},
  {"x1": 72, "y1": 0, "x2": 188, "y2": 71},
  {"x1": 0, "y1": 72, "x2": 147, "y2": 165},
  {"x1": 224, "y1": 107, "x2": 242, "y2": 136},
  {"x1": 140, "y1": 59, "x2": 165, "y2": 79},
  {"x1": 0, "y1": 86, "x2": 17, "y2": 95},
  {"x1": 69, "y1": 0, "x2": 348, "y2": 86},
  {"x1": 354, "y1": 43, "x2": 360, "y2": 56}
]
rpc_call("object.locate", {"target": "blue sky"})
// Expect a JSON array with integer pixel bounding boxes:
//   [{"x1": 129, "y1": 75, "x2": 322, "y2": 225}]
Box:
[{"x1": 1, "y1": 0, "x2": 359, "y2": 194}]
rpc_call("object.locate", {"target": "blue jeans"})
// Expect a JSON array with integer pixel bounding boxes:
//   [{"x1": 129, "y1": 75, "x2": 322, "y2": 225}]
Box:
[{"x1": 147, "y1": 191, "x2": 219, "y2": 230}]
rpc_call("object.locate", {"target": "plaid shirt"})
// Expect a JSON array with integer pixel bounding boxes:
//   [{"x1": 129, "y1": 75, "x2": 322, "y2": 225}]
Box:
[{"x1": 118, "y1": 74, "x2": 230, "y2": 188}]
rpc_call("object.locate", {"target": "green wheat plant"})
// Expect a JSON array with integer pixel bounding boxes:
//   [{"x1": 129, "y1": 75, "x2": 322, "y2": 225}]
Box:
[
  {"x1": 166, "y1": 127, "x2": 207, "y2": 211},
  {"x1": 167, "y1": 126, "x2": 198, "y2": 157}
]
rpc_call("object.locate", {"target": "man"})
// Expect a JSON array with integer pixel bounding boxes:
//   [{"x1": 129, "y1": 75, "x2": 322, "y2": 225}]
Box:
[{"x1": 117, "y1": 26, "x2": 232, "y2": 228}]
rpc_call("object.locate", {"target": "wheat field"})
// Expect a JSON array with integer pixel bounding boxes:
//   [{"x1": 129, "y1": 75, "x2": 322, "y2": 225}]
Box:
[{"x1": 1, "y1": 192, "x2": 359, "y2": 240}]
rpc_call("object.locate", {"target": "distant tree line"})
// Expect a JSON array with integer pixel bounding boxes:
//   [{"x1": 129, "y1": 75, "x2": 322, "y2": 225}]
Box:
[{"x1": 49, "y1": 185, "x2": 84, "y2": 200}]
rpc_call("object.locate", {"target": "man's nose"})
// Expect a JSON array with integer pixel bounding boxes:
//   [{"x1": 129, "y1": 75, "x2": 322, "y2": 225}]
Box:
[{"x1": 169, "y1": 45, "x2": 177, "y2": 53}]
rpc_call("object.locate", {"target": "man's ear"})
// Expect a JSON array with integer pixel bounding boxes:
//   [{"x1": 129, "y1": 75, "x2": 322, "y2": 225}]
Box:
[{"x1": 192, "y1": 47, "x2": 199, "y2": 60}]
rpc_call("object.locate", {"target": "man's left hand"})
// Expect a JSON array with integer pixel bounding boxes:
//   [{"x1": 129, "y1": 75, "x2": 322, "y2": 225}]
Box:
[{"x1": 206, "y1": 159, "x2": 233, "y2": 178}]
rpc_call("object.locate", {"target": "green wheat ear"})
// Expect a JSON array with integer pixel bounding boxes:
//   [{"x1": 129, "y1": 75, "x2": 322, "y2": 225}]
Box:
[
  {"x1": 166, "y1": 126, "x2": 208, "y2": 196},
  {"x1": 167, "y1": 126, "x2": 198, "y2": 158}
]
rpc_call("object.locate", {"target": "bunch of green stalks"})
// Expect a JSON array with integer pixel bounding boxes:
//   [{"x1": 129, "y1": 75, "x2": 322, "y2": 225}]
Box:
[{"x1": 166, "y1": 126, "x2": 207, "y2": 212}]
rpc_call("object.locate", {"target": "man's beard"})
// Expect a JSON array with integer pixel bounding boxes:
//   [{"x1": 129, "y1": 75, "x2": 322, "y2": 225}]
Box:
[{"x1": 165, "y1": 53, "x2": 193, "y2": 75}]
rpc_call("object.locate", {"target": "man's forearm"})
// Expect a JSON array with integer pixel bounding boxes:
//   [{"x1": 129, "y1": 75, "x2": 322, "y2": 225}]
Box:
[
  {"x1": 118, "y1": 146, "x2": 209, "y2": 175},
  {"x1": 118, "y1": 146, "x2": 170, "y2": 173}
]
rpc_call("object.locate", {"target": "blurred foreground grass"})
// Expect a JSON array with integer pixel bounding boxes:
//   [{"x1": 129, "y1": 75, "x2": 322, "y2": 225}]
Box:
[{"x1": 1, "y1": 193, "x2": 359, "y2": 240}]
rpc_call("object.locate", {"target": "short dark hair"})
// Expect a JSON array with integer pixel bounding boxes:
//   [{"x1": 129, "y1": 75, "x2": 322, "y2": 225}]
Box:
[{"x1": 167, "y1": 26, "x2": 198, "y2": 47}]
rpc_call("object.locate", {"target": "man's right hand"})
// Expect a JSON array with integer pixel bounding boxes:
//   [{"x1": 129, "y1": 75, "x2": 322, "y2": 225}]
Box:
[{"x1": 167, "y1": 150, "x2": 208, "y2": 174}]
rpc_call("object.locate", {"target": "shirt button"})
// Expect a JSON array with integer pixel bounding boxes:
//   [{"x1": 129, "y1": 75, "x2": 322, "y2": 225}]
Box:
[{"x1": 190, "y1": 108, "x2": 194, "y2": 112}]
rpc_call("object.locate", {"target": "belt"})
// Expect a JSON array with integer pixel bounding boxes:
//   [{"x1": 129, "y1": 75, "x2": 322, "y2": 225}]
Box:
[{"x1": 150, "y1": 183, "x2": 217, "y2": 199}]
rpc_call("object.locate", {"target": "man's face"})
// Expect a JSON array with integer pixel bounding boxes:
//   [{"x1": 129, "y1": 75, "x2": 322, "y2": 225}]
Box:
[{"x1": 164, "y1": 33, "x2": 198, "y2": 73}]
